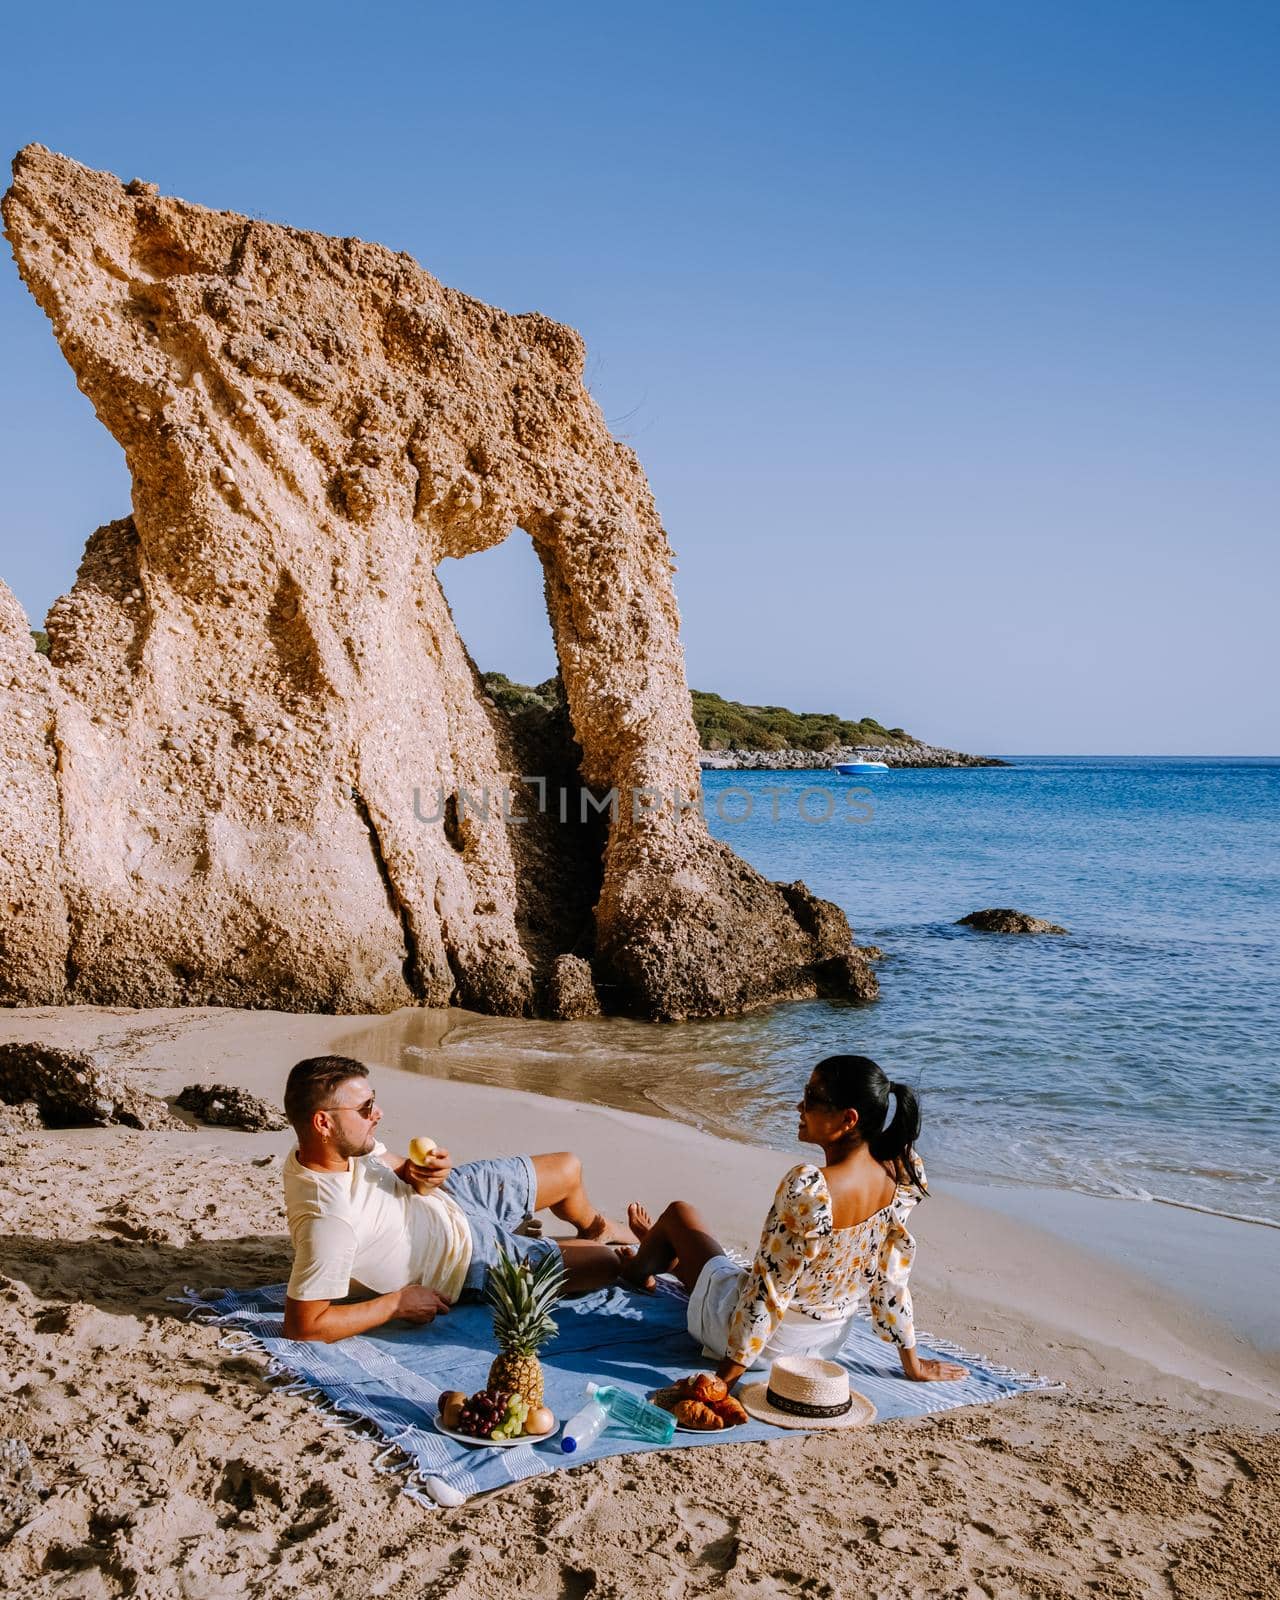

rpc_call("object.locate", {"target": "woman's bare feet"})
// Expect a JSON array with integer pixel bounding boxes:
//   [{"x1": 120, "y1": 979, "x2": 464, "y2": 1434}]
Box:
[
  {"x1": 628, "y1": 1202, "x2": 653, "y2": 1241},
  {"x1": 613, "y1": 1245, "x2": 657, "y2": 1291},
  {"x1": 578, "y1": 1211, "x2": 638, "y2": 1246}
]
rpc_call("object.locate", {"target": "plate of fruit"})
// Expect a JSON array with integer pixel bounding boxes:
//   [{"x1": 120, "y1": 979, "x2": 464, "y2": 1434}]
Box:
[
  {"x1": 435, "y1": 1388, "x2": 558, "y2": 1447},
  {"x1": 651, "y1": 1374, "x2": 749, "y2": 1431}
]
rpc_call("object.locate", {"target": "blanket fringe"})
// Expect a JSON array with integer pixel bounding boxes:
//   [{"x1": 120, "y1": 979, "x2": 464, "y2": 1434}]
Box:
[
  {"x1": 171, "y1": 1286, "x2": 443, "y2": 1507},
  {"x1": 850, "y1": 1308, "x2": 1064, "y2": 1391}
]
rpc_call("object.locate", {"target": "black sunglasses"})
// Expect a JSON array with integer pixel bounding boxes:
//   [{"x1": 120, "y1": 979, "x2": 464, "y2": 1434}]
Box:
[{"x1": 326, "y1": 1095, "x2": 377, "y2": 1121}]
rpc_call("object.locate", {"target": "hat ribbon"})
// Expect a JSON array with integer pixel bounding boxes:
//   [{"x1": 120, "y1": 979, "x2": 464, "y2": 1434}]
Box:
[{"x1": 764, "y1": 1387, "x2": 853, "y2": 1419}]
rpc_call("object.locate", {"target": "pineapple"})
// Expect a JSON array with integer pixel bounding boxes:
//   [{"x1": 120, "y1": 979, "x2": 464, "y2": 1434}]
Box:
[{"x1": 484, "y1": 1244, "x2": 566, "y2": 1410}]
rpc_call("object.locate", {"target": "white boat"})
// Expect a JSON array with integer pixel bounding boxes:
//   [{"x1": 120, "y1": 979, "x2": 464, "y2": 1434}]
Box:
[{"x1": 834, "y1": 760, "x2": 889, "y2": 774}]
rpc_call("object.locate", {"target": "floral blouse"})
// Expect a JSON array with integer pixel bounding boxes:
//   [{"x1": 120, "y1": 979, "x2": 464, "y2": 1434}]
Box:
[{"x1": 725, "y1": 1160, "x2": 924, "y2": 1367}]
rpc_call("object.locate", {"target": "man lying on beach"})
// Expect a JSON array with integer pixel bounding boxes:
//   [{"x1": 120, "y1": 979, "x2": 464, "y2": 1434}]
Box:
[{"x1": 280, "y1": 1055, "x2": 637, "y2": 1342}]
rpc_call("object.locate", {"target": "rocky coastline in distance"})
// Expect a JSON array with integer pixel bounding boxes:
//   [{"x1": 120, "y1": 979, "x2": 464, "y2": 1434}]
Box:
[
  {"x1": 699, "y1": 743, "x2": 1008, "y2": 770},
  {"x1": 483, "y1": 676, "x2": 1008, "y2": 770}
]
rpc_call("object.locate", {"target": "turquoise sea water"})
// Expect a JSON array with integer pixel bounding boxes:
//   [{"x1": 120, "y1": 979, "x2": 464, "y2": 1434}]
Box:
[
  {"x1": 365, "y1": 757, "x2": 1280, "y2": 1231},
  {"x1": 695, "y1": 758, "x2": 1280, "y2": 1226}
]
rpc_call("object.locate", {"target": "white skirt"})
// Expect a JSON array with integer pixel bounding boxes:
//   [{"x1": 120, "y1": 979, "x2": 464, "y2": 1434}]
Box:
[{"x1": 686, "y1": 1255, "x2": 853, "y2": 1370}]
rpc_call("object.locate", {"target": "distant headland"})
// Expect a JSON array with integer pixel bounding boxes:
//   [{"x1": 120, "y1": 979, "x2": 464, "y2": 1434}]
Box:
[{"x1": 482, "y1": 674, "x2": 1007, "y2": 769}]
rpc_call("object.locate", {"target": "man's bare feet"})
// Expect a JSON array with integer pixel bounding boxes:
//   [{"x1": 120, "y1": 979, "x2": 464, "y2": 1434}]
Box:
[{"x1": 627, "y1": 1202, "x2": 653, "y2": 1241}]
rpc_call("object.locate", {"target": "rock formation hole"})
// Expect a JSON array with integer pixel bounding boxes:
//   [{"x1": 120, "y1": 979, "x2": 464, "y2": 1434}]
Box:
[
  {"x1": 435, "y1": 526, "x2": 558, "y2": 692},
  {"x1": 436, "y1": 524, "x2": 609, "y2": 970}
]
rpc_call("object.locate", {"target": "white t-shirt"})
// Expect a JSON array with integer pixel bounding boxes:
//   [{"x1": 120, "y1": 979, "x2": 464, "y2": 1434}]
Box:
[{"x1": 283, "y1": 1140, "x2": 473, "y2": 1303}]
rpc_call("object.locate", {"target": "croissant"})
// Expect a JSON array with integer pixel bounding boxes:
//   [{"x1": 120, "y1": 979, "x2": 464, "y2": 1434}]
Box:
[
  {"x1": 652, "y1": 1384, "x2": 688, "y2": 1414},
  {"x1": 689, "y1": 1374, "x2": 729, "y2": 1404},
  {"x1": 710, "y1": 1395, "x2": 748, "y2": 1427},
  {"x1": 674, "y1": 1399, "x2": 725, "y2": 1430}
]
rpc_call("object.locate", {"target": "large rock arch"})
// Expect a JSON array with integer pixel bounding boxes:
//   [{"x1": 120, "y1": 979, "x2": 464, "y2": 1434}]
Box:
[{"x1": 1, "y1": 146, "x2": 875, "y2": 1020}]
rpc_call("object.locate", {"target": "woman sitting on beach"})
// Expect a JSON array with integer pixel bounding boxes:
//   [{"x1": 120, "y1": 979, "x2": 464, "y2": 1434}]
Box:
[{"x1": 623, "y1": 1054, "x2": 968, "y2": 1387}]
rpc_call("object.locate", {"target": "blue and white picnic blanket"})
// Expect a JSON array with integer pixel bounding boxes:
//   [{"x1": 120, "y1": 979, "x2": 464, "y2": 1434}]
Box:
[{"x1": 182, "y1": 1280, "x2": 1054, "y2": 1505}]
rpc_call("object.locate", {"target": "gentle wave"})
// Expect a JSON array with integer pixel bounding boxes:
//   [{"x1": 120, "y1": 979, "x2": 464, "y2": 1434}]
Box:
[{"x1": 1146, "y1": 1194, "x2": 1280, "y2": 1229}]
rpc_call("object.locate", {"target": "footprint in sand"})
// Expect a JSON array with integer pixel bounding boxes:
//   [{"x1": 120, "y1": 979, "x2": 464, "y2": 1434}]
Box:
[
  {"x1": 557, "y1": 1568, "x2": 597, "y2": 1600},
  {"x1": 672, "y1": 1497, "x2": 741, "y2": 1573}
]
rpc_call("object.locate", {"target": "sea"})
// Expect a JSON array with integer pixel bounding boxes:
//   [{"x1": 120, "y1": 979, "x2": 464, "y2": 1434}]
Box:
[{"x1": 352, "y1": 758, "x2": 1280, "y2": 1230}]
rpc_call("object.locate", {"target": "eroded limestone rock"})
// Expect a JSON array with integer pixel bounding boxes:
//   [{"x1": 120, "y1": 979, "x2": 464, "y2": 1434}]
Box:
[
  {"x1": 0, "y1": 581, "x2": 66, "y2": 1004},
  {"x1": 1, "y1": 146, "x2": 875, "y2": 1021},
  {"x1": 544, "y1": 954, "x2": 603, "y2": 1021}
]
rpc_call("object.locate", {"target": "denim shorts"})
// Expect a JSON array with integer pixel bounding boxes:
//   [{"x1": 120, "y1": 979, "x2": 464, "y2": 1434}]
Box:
[{"x1": 442, "y1": 1153, "x2": 558, "y2": 1297}]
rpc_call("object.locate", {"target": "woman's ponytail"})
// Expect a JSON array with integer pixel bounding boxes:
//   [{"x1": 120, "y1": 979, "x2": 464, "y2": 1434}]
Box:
[
  {"x1": 811, "y1": 1057, "x2": 926, "y2": 1194},
  {"x1": 869, "y1": 1081, "x2": 923, "y2": 1190}
]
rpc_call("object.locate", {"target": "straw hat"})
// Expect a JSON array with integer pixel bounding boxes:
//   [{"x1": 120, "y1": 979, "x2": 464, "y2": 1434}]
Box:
[{"x1": 738, "y1": 1357, "x2": 876, "y2": 1430}]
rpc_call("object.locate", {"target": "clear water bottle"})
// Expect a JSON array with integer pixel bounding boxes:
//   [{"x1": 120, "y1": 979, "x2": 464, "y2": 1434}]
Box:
[
  {"x1": 560, "y1": 1397, "x2": 608, "y2": 1454},
  {"x1": 561, "y1": 1382, "x2": 676, "y2": 1452}
]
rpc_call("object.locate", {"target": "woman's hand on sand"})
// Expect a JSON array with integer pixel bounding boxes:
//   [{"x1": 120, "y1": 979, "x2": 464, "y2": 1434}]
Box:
[
  {"x1": 404, "y1": 1148, "x2": 453, "y2": 1193},
  {"x1": 899, "y1": 1349, "x2": 968, "y2": 1383}
]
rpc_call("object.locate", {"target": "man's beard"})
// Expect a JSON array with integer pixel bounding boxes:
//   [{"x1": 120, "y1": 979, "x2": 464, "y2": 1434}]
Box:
[{"x1": 333, "y1": 1127, "x2": 375, "y2": 1161}]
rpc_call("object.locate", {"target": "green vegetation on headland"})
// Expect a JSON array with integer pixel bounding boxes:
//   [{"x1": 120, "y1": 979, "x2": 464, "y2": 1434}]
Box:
[
  {"x1": 30, "y1": 630, "x2": 50, "y2": 656},
  {"x1": 482, "y1": 673, "x2": 913, "y2": 752},
  {"x1": 691, "y1": 691, "x2": 910, "y2": 752}
]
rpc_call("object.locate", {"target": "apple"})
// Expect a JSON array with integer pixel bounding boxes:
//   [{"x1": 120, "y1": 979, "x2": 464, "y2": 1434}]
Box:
[
  {"x1": 408, "y1": 1136, "x2": 436, "y2": 1165},
  {"x1": 525, "y1": 1407, "x2": 555, "y2": 1436}
]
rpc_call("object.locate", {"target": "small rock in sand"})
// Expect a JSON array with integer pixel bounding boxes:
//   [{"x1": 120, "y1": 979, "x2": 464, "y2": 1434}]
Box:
[
  {"x1": 175, "y1": 1083, "x2": 287, "y2": 1131},
  {"x1": 0, "y1": 1438, "x2": 45, "y2": 1540},
  {"x1": 0, "y1": 1100, "x2": 43, "y2": 1135},
  {"x1": 0, "y1": 1042, "x2": 186, "y2": 1130}
]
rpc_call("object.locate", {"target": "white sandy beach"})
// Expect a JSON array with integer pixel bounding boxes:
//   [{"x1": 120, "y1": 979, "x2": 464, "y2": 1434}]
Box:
[{"x1": 1, "y1": 1005, "x2": 1277, "y2": 1598}]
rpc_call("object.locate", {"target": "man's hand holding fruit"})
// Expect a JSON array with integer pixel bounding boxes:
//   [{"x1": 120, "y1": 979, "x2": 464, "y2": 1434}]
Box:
[{"x1": 398, "y1": 1134, "x2": 453, "y2": 1194}]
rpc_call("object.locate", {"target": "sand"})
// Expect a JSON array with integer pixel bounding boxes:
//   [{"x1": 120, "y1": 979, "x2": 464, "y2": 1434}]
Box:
[{"x1": 1, "y1": 1005, "x2": 1277, "y2": 1599}]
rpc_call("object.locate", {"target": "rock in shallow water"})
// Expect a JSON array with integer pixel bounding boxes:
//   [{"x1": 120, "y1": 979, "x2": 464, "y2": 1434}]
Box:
[
  {"x1": 544, "y1": 954, "x2": 603, "y2": 1020},
  {"x1": 957, "y1": 908, "x2": 1068, "y2": 935}
]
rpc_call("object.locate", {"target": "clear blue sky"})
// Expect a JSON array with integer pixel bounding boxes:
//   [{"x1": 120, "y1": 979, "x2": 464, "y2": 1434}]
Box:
[{"x1": 2, "y1": 1, "x2": 1277, "y2": 753}]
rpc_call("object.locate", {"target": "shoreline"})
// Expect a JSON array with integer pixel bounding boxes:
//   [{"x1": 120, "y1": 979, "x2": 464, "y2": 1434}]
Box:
[
  {"x1": 4, "y1": 1002, "x2": 1277, "y2": 1399},
  {"x1": 330, "y1": 1005, "x2": 1280, "y2": 1302},
  {"x1": 698, "y1": 741, "x2": 1006, "y2": 769}
]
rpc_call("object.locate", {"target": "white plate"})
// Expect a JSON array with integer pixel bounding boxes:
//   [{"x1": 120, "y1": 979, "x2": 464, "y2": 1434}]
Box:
[
  {"x1": 650, "y1": 1393, "x2": 748, "y2": 1435},
  {"x1": 433, "y1": 1414, "x2": 560, "y2": 1449}
]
